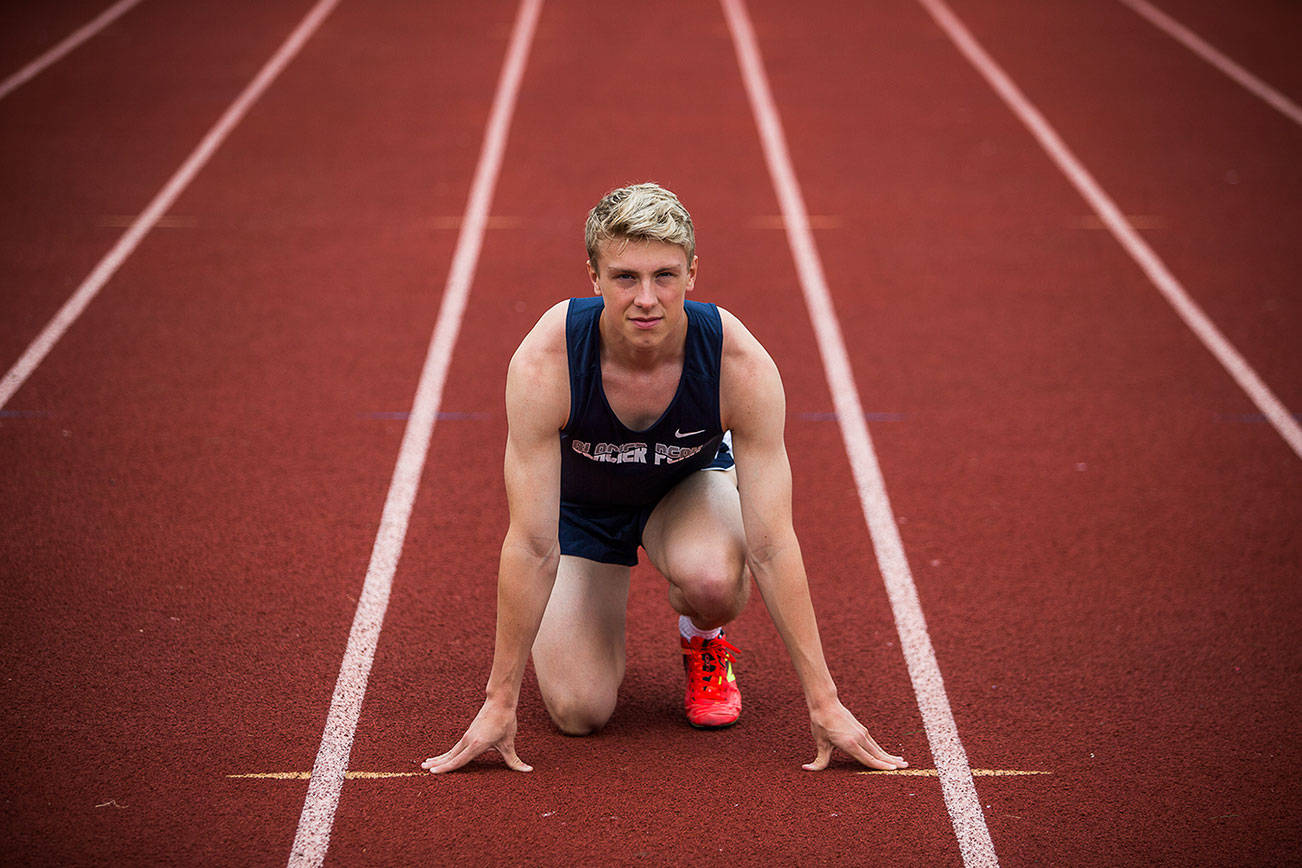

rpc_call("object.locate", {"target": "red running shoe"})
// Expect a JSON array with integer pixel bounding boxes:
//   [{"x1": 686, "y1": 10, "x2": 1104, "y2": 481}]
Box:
[{"x1": 681, "y1": 631, "x2": 741, "y2": 729}]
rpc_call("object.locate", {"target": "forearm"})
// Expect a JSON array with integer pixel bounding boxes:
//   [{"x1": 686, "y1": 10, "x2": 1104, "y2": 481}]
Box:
[
  {"x1": 484, "y1": 532, "x2": 560, "y2": 707},
  {"x1": 748, "y1": 539, "x2": 839, "y2": 712}
]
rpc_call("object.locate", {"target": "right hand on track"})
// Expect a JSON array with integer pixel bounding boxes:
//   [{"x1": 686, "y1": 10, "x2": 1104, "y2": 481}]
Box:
[{"x1": 421, "y1": 700, "x2": 532, "y2": 774}]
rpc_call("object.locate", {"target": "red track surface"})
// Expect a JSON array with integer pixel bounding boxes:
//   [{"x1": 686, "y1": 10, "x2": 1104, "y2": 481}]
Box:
[{"x1": 1, "y1": 1, "x2": 1298, "y2": 865}]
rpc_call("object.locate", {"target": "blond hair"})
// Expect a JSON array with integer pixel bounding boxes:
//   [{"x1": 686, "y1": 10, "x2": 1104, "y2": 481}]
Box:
[{"x1": 584, "y1": 182, "x2": 695, "y2": 266}]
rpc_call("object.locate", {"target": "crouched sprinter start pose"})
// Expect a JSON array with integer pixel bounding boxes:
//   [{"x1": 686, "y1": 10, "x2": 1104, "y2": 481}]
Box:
[{"x1": 424, "y1": 183, "x2": 906, "y2": 773}]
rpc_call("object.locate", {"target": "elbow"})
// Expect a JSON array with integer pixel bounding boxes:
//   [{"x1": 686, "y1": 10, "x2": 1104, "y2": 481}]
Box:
[
  {"x1": 745, "y1": 541, "x2": 791, "y2": 575},
  {"x1": 744, "y1": 532, "x2": 801, "y2": 575},
  {"x1": 504, "y1": 527, "x2": 561, "y2": 569},
  {"x1": 746, "y1": 543, "x2": 780, "y2": 572}
]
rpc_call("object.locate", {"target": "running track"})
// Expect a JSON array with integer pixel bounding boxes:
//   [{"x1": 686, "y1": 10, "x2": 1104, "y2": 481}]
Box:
[{"x1": 1, "y1": 1, "x2": 1298, "y2": 865}]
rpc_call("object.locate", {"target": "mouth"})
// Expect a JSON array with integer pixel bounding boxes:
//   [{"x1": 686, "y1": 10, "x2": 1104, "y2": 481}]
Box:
[{"x1": 630, "y1": 316, "x2": 662, "y2": 331}]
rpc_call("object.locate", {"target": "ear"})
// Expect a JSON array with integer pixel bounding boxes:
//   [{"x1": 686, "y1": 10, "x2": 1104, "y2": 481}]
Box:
[
  {"x1": 586, "y1": 258, "x2": 600, "y2": 294},
  {"x1": 685, "y1": 255, "x2": 699, "y2": 293}
]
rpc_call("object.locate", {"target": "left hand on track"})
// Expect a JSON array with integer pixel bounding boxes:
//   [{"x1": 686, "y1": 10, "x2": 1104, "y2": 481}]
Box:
[{"x1": 804, "y1": 701, "x2": 907, "y2": 771}]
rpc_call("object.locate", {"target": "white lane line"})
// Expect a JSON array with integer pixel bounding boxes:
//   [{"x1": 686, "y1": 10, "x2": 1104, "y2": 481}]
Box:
[
  {"x1": 286, "y1": 1, "x2": 542, "y2": 865},
  {"x1": 916, "y1": 0, "x2": 1302, "y2": 462},
  {"x1": 0, "y1": 0, "x2": 343, "y2": 411},
  {"x1": 719, "y1": 2, "x2": 999, "y2": 866},
  {"x1": 1116, "y1": 0, "x2": 1302, "y2": 127},
  {"x1": 0, "y1": 0, "x2": 147, "y2": 102}
]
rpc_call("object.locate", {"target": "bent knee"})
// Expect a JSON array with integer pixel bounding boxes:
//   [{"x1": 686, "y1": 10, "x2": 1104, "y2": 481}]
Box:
[
  {"x1": 541, "y1": 688, "x2": 617, "y2": 736},
  {"x1": 669, "y1": 561, "x2": 749, "y2": 623}
]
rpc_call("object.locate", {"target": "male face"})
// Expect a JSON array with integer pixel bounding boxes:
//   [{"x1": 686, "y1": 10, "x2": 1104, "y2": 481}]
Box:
[{"x1": 587, "y1": 238, "x2": 698, "y2": 349}]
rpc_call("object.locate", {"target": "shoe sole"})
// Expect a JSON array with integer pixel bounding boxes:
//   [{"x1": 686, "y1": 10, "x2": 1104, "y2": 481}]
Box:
[{"x1": 687, "y1": 713, "x2": 741, "y2": 730}]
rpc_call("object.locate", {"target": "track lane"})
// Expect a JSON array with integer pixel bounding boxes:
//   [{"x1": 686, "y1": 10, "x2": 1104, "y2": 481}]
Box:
[
  {"x1": 0, "y1": 0, "x2": 147, "y2": 102},
  {"x1": 0, "y1": 0, "x2": 353, "y2": 411},
  {"x1": 324, "y1": 1, "x2": 953, "y2": 864},
  {"x1": 748, "y1": 0, "x2": 1301, "y2": 862},
  {"x1": 937, "y1": 0, "x2": 1301, "y2": 418},
  {"x1": 722, "y1": 0, "x2": 996, "y2": 861},
  {"x1": 0, "y1": 0, "x2": 131, "y2": 87},
  {"x1": 0, "y1": 0, "x2": 322, "y2": 382},
  {"x1": 288, "y1": 1, "x2": 542, "y2": 862},
  {"x1": 0, "y1": 1, "x2": 511, "y2": 862},
  {"x1": 1114, "y1": 0, "x2": 1302, "y2": 126},
  {"x1": 1124, "y1": 0, "x2": 1302, "y2": 101}
]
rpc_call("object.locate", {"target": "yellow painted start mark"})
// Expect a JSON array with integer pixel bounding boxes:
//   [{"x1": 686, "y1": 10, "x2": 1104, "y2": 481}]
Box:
[
  {"x1": 228, "y1": 768, "x2": 1050, "y2": 780},
  {"x1": 227, "y1": 772, "x2": 422, "y2": 780}
]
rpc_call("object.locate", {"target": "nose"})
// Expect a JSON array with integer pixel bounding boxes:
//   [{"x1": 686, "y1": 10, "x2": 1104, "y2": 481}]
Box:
[{"x1": 634, "y1": 278, "x2": 657, "y2": 308}]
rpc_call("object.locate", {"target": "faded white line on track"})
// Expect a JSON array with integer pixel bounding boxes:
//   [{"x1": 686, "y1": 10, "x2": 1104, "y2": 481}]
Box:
[
  {"x1": 286, "y1": 1, "x2": 542, "y2": 866},
  {"x1": 0, "y1": 0, "x2": 342, "y2": 411},
  {"x1": 1116, "y1": 0, "x2": 1302, "y2": 127},
  {"x1": 0, "y1": 0, "x2": 147, "y2": 102},
  {"x1": 720, "y1": 2, "x2": 998, "y2": 866},
  {"x1": 916, "y1": 0, "x2": 1302, "y2": 461}
]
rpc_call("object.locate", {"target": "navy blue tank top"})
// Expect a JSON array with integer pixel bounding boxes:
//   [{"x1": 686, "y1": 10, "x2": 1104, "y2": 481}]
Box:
[{"x1": 560, "y1": 297, "x2": 726, "y2": 508}]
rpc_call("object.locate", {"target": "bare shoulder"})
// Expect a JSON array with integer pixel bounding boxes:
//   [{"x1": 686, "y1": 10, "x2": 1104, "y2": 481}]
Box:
[
  {"x1": 717, "y1": 306, "x2": 784, "y2": 432},
  {"x1": 718, "y1": 306, "x2": 782, "y2": 389},
  {"x1": 511, "y1": 299, "x2": 568, "y2": 369},
  {"x1": 506, "y1": 300, "x2": 570, "y2": 434}
]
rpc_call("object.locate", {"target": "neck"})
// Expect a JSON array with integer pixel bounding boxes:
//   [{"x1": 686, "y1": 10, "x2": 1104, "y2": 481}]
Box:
[{"x1": 598, "y1": 309, "x2": 687, "y2": 371}]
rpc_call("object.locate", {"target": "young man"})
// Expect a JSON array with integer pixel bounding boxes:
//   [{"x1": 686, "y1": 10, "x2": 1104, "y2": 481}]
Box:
[{"x1": 424, "y1": 183, "x2": 906, "y2": 773}]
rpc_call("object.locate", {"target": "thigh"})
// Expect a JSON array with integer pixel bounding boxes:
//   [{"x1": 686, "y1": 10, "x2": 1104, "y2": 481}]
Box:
[
  {"x1": 532, "y1": 555, "x2": 630, "y2": 703},
  {"x1": 641, "y1": 468, "x2": 747, "y2": 583}
]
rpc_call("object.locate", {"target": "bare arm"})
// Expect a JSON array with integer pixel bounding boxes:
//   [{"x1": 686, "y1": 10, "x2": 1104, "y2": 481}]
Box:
[
  {"x1": 424, "y1": 304, "x2": 570, "y2": 774},
  {"x1": 721, "y1": 309, "x2": 906, "y2": 771}
]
